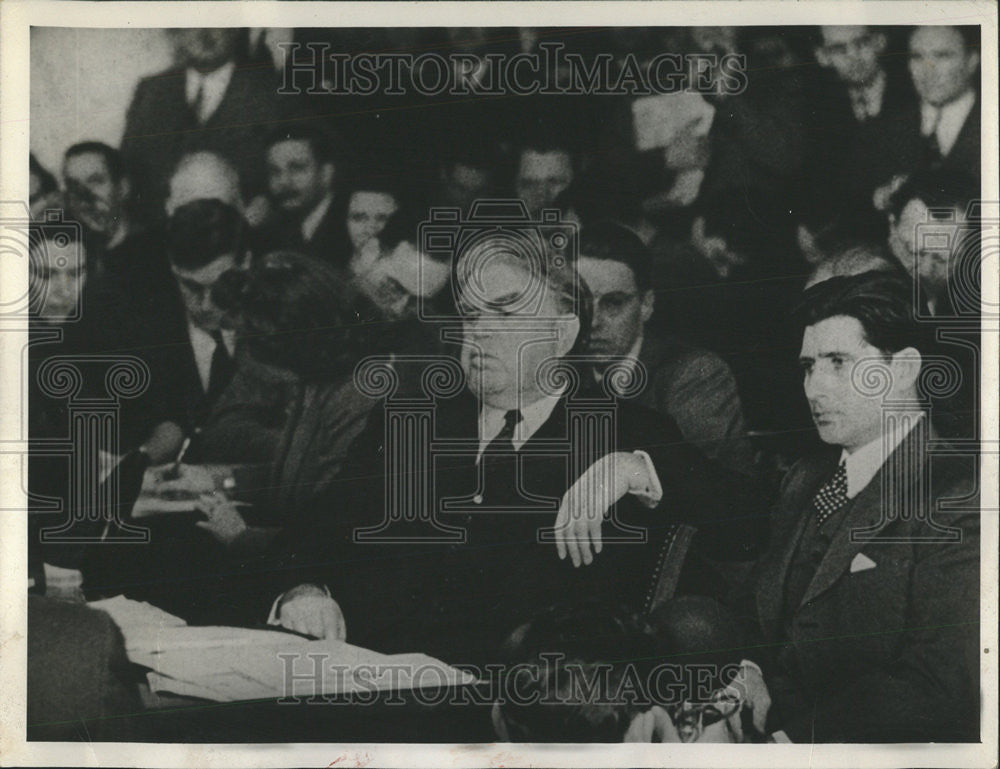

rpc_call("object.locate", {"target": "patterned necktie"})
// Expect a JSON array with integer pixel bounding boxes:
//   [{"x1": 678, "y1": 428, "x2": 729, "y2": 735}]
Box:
[{"x1": 811, "y1": 461, "x2": 848, "y2": 526}]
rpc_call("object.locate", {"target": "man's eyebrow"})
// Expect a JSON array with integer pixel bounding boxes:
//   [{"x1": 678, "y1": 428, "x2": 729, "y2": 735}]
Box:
[{"x1": 817, "y1": 351, "x2": 855, "y2": 359}]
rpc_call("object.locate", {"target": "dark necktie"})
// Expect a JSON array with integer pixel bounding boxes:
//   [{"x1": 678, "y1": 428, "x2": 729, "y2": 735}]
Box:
[
  {"x1": 923, "y1": 108, "x2": 943, "y2": 163},
  {"x1": 811, "y1": 461, "x2": 848, "y2": 526},
  {"x1": 481, "y1": 409, "x2": 523, "y2": 497},
  {"x1": 207, "y1": 330, "x2": 235, "y2": 402}
]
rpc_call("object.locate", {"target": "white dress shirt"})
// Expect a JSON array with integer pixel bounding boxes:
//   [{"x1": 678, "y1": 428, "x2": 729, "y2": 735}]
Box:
[
  {"x1": 920, "y1": 89, "x2": 976, "y2": 157},
  {"x1": 301, "y1": 195, "x2": 333, "y2": 243},
  {"x1": 185, "y1": 61, "x2": 235, "y2": 124},
  {"x1": 477, "y1": 388, "x2": 663, "y2": 506},
  {"x1": 840, "y1": 414, "x2": 922, "y2": 499},
  {"x1": 188, "y1": 321, "x2": 236, "y2": 393},
  {"x1": 848, "y1": 70, "x2": 886, "y2": 121}
]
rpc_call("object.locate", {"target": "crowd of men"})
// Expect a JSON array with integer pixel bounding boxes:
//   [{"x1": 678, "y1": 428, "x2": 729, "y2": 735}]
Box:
[{"x1": 26, "y1": 25, "x2": 982, "y2": 744}]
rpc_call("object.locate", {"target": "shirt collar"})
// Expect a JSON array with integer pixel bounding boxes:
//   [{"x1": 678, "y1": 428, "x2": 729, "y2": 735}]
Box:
[
  {"x1": 185, "y1": 61, "x2": 235, "y2": 118},
  {"x1": 838, "y1": 413, "x2": 923, "y2": 498},
  {"x1": 593, "y1": 336, "x2": 644, "y2": 383},
  {"x1": 921, "y1": 89, "x2": 976, "y2": 154},
  {"x1": 301, "y1": 194, "x2": 333, "y2": 242},
  {"x1": 478, "y1": 390, "x2": 563, "y2": 458}
]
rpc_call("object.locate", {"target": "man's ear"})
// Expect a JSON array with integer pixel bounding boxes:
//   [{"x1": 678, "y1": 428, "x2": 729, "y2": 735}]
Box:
[
  {"x1": 890, "y1": 346, "x2": 923, "y2": 394},
  {"x1": 557, "y1": 313, "x2": 581, "y2": 357},
  {"x1": 119, "y1": 177, "x2": 131, "y2": 199},
  {"x1": 639, "y1": 289, "x2": 655, "y2": 326},
  {"x1": 872, "y1": 32, "x2": 887, "y2": 54},
  {"x1": 965, "y1": 50, "x2": 980, "y2": 79},
  {"x1": 624, "y1": 705, "x2": 678, "y2": 743},
  {"x1": 491, "y1": 702, "x2": 511, "y2": 741},
  {"x1": 814, "y1": 46, "x2": 830, "y2": 67}
]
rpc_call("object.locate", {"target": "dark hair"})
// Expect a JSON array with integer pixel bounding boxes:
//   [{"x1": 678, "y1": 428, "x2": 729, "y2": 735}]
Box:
[
  {"x1": 888, "y1": 166, "x2": 978, "y2": 220},
  {"x1": 265, "y1": 123, "x2": 338, "y2": 167},
  {"x1": 166, "y1": 199, "x2": 248, "y2": 270},
  {"x1": 497, "y1": 602, "x2": 658, "y2": 742},
  {"x1": 348, "y1": 173, "x2": 404, "y2": 208},
  {"x1": 579, "y1": 220, "x2": 653, "y2": 292},
  {"x1": 792, "y1": 271, "x2": 927, "y2": 355},
  {"x1": 63, "y1": 141, "x2": 125, "y2": 183},
  {"x1": 375, "y1": 206, "x2": 423, "y2": 254},
  {"x1": 29, "y1": 154, "x2": 58, "y2": 196},
  {"x1": 212, "y1": 251, "x2": 385, "y2": 381}
]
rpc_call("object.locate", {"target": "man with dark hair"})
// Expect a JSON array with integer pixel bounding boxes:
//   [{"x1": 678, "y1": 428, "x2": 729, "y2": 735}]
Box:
[
  {"x1": 578, "y1": 220, "x2": 758, "y2": 480},
  {"x1": 258, "y1": 124, "x2": 350, "y2": 267},
  {"x1": 739, "y1": 271, "x2": 979, "y2": 742},
  {"x1": 872, "y1": 26, "x2": 981, "y2": 201},
  {"x1": 804, "y1": 26, "x2": 917, "y2": 214},
  {"x1": 121, "y1": 28, "x2": 285, "y2": 223},
  {"x1": 132, "y1": 199, "x2": 251, "y2": 438},
  {"x1": 514, "y1": 137, "x2": 577, "y2": 218},
  {"x1": 263, "y1": 240, "x2": 765, "y2": 665}
]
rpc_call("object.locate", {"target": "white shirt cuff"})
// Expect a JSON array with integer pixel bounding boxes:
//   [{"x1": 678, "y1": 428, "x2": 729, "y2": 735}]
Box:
[
  {"x1": 770, "y1": 730, "x2": 792, "y2": 743},
  {"x1": 267, "y1": 584, "x2": 331, "y2": 625},
  {"x1": 629, "y1": 450, "x2": 663, "y2": 507},
  {"x1": 43, "y1": 563, "x2": 83, "y2": 587}
]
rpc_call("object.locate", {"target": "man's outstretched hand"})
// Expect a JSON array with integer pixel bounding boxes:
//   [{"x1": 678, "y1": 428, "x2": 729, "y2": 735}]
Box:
[{"x1": 276, "y1": 583, "x2": 347, "y2": 641}]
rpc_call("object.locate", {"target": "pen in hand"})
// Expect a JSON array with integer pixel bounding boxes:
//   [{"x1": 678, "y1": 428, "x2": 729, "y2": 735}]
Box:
[{"x1": 163, "y1": 432, "x2": 194, "y2": 481}]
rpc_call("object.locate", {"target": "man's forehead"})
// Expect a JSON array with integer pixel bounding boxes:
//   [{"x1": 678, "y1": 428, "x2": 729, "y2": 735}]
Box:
[
  {"x1": 268, "y1": 140, "x2": 316, "y2": 162},
  {"x1": 822, "y1": 26, "x2": 869, "y2": 45},
  {"x1": 578, "y1": 256, "x2": 637, "y2": 293},
  {"x1": 64, "y1": 153, "x2": 108, "y2": 176},
  {"x1": 801, "y1": 315, "x2": 871, "y2": 353},
  {"x1": 519, "y1": 150, "x2": 572, "y2": 175},
  {"x1": 173, "y1": 253, "x2": 238, "y2": 283},
  {"x1": 911, "y1": 27, "x2": 964, "y2": 53}
]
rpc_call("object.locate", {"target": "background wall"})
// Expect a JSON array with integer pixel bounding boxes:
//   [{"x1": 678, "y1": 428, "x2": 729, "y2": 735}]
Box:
[{"x1": 30, "y1": 28, "x2": 173, "y2": 176}]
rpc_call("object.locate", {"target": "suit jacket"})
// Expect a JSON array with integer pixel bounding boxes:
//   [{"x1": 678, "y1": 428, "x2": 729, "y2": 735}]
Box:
[
  {"x1": 262, "y1": 379, "x2": 767, "y2": 665},
  {"x1": 635, "y1": 334, "x2": 758, "y2": 479},
  {"x1": 121, "y1": 62, "x2": 285, "y2": 223},
  {"x1": 748, "y1": 422, "x2": 979, "y2": 742},
  {"x1": 256, "y1": 200, "x2": 352, "y2": 270},
  {"x1": 872, "y1": 95, "x2": 981, "y2": 192},
  {"x1": 28, "y1": 596, "x2": 143, "y2": 741}
]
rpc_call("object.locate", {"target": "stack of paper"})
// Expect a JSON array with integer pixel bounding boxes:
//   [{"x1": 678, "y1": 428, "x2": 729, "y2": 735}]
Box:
[
  {"x1": 90, "y1": 596, "x2": 476, "y2": 702},
  {"x1": 632, "y1": 92, "x2": 716, "y2": 152}
]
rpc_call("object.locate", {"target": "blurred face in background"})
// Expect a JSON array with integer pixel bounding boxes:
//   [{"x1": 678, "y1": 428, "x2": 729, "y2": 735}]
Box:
[
  {"x1": 889, "y1": 197, "x2": 965, "y2": 296},
  {"x1": 817, "y1": 27, "x2": 885, "y2": 87},
  {"x1": 577, "y1": 256, "x2": 653, "y2": 359},
  {"x1": 171, "y1": 28, "x2": 240, "y2": 73},
  {"x1": 30, "y1": 237, "x2": 87, "y2": 322},
  {"x1": 358, "y1": 241, "x2": 450, "y2": 321},
  {"x1": 442, "y1": 162, "x2": 493, "y2": 211},
  {"x1": 267, "y1": 140, "x2": 334, "y2": 216},
  {"x1": 909, "y1": 27, "x2": 978, "y2": 107},
  {"x1": 516, "y1": 150, "x2": 573, "y2": 217},
  {"x1": 346, "y1": 191, "x2": 399, "y2": 254},
  {"x1": 171, "y1": 252, "x2": 240, "y2": 332},
  {"x1": 63, "y1": 152, "x2": 128, "y2": 236}
]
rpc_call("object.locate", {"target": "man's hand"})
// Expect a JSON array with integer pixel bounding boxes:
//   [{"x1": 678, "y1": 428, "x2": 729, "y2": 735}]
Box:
[
  {"x1": 147, "y1": 463, "x2": 215, "y2": 497},
  {"x1": 724, "y1": 661, "x2": 772, "y2": 735},
  {"x1": 555, "y1": 452, "x2": 648, "y2": 567},
  {"x1": 195, "y1": 492, "x2": 250, "y2": 546},
  {"x1": 624, "y1": 705, "x2": 680, "y2": 742},
  {"x1": 277, "y1": 583, "x2": 346, "y2": 641}
]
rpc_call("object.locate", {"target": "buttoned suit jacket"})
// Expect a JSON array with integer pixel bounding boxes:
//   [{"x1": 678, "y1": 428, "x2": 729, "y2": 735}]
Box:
[{"x1": 748, "y1": 422, "x2": 979, "y2": 742}]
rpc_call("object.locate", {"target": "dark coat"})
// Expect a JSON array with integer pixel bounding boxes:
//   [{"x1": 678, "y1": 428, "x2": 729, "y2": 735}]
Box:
[
  {"x1": 121, "y1": 63, "x2": 285, "y2": 222},
  {"x1": 748, "y1": 423, "x2": 979, "y2": 742},
  {"x1": 261, "y1": 378, "x2": 768, "y2": 666}
]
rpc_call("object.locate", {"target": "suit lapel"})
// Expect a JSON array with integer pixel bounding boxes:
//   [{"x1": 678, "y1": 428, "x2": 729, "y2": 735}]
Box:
[
  {"x1": 800, "y1": 421, "x2": 930, "y2": 607},
  {"x1": 755, "y1": 450, "x2": 838, "y2": 637}
]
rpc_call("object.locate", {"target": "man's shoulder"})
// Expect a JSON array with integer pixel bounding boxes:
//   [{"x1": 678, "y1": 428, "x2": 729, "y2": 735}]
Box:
[{"x1": 133, "y1": 67, "x2": 186, "y2": 97}]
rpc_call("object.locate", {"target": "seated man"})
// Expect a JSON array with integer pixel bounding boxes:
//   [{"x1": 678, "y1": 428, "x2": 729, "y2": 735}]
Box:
[
  {"x1": 264, "y1": 236, "x2": 766, "y2": 665},
  {"x1": 577, "y1": 220, "x2": 758, "y2": 479},
  {"x1": 742, "y1": 272, "x2": 979, "y2": 742}
]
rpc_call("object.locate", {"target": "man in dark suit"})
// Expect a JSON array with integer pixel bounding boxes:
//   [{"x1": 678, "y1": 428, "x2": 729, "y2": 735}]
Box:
[
  {"x1": 743, "y1": 272, "x2": 979, "y2": 742},
  {"x1": 263, "y1": 234, "x2": 766, "y2": 665},
  {"x1": 576, "y1": 220, "x2": 758, "y2": 480},
  {"x1": 121, "y1": 28, "x2": 284, "y2": 224},
  {"x1": 256, "y1": 124, "x2": 351, "y2": 268},
  {"x1": 805, "y1": 26, "x2": 917, "y2": 214},
  {"x1": 872, "y1": 26, "x2": 980, "y2": 206}
]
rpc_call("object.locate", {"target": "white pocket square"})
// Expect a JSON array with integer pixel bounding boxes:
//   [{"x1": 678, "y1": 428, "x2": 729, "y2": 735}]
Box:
[{"x1": 850, "y1": 553, "x2": 877, "y2": 573}]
